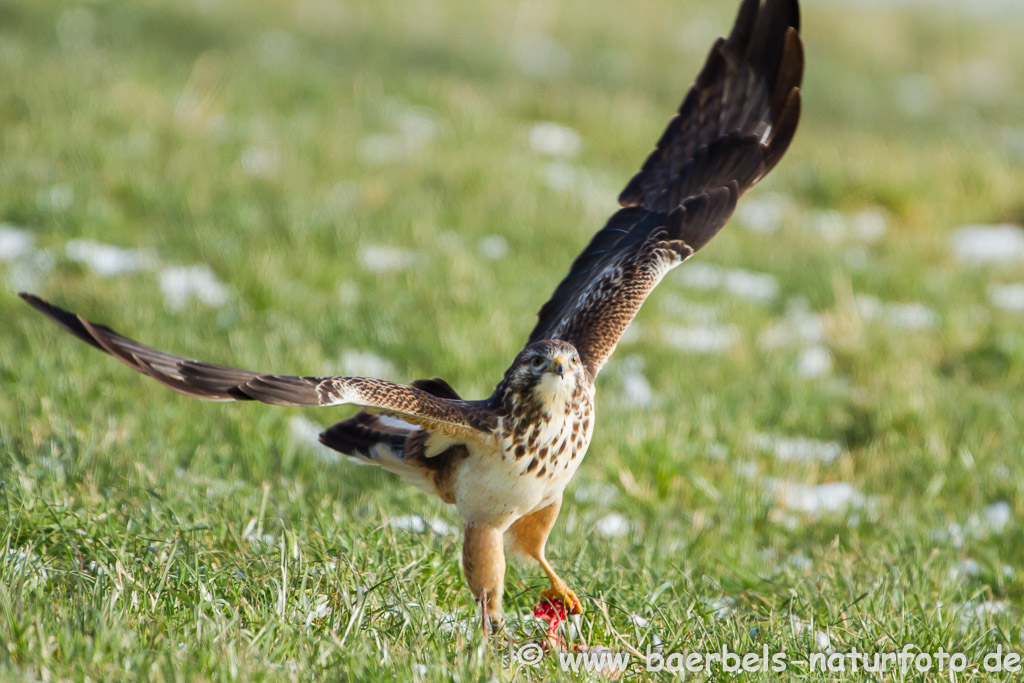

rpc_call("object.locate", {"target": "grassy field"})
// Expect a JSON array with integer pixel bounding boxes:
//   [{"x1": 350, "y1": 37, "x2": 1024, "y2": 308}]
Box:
[{"x1": 3, "y1": 0, "x2": 1024, "y2": 679}]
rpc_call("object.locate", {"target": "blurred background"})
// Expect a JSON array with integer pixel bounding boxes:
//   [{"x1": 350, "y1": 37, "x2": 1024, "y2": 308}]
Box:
[{"x1": 2, "y1": 0, "x2": 1023, "y2": 678}]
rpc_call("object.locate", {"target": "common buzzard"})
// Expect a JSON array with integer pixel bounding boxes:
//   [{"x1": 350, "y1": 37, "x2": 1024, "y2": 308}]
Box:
[{"x1": 22, "y1": 0, "x2": 803, "y2": 630}]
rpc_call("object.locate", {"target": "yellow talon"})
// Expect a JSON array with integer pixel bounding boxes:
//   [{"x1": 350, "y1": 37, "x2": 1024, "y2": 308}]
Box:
[{"x1": 541, "y1": 584, "x2": 583, "y2": 614}]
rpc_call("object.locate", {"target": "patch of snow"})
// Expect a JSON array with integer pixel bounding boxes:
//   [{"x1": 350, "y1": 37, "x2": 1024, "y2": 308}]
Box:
[
  {"x1": 949, "y1": 558, "x2": 981, "y2": 582},
  {"x1": 736, "y1": 193, "x2": 789, "y2": 234},
  {"x1": 158, "y1": 264, "x2": 230, "y2": 311},
  {"x1": 290, "y1": 415, "x2": 322, "y2": 447},
  {"x1": 289, "y1": 415, "x2": 342, "y2": 465},
  {"x1": 240, "y1": 146, "x2": 278, "y2": 177},
  {"x1": 338, "y1": 349, "x2": 396, "y2": 378},
  {"x1": 676, "y1": 262, "x2": 779, "y2": 303},
  {"x1": 723, "y1": 269, "x2": 780, "y2": 303},
  {"x1": 751, "y1": 433, "x2": 842, "y2": 465},
  {"x1": 539, "y1": 161, "x2": 616, "y2": 212},
  {"x1": 528, "y1": 122, "x2": 581, "y2": 158},
  {"x1": 357, "y1": 134, "x2": 407, "y2": 164},
  {"x1": 594, "y1": 512, "x2": 629, "y2": 538},
  {"x1": 356, "y1": 107, "x2": 438, "y2": 164},
  {"x1": 661, "y1": 324, "x2": 739, "y2": 354},
  {"x1": 938, "y1": 501, "x2": 1014, "y2": 546},
  {"x1": 477, "y1": 235, "x2": 508, "y2": 261},
  {"x1": 65, "y1": 239, "x2": 158, "y2": 277},
  {"x1": 788, "y1": 551, "x2": 813, "y2": 572},
  {"x1": 785, "y1": 618, "x2": 808, "y2": 638},
  {"x1": 677, "y1": 262, "x2": 723, "y2": 289},
  {"x1": 390, "y1": 515, "x2": 457, "y2": 537},
  {"x1": 759, "y1": 301, "x2": 825, "y2": 349},
  {"x1": 989, "y1": 283, "x2": 1024, "y2": 313},
  {"x1": 566, "y1": 613, "x2": 583, "y2": 640},
  {"x1": 808, "y1": 207, "x2": 887, "y2": 245},
  {"x1": 309, "y1": 560, "x2": 337, "y2": 578},
  {"x1": 886, "y1": 302, "x2": 939, "y2": 329},
  {"x1": 809, "y1": 210, "x2": 848, "y2": 244},
  {"x1": 572, "y1": 482, "x2": 618, "y2": 505},
  {"x1": 796, "y1": 345, "x2": 833, "y2": 378},
  {"x1": 5, "y1": 549, "x2": 50, "y2": 588},
  {"x1": 438, "y1": 611, "x2": 474, "y2": 636},
  {"x1": 808, "y1": 208, "x2": 887, "y2": 244},
  {"x1": 854, "y1": 295, "x2": 883, "y2": 320},
  {"x1": 301, "y1": 594, "x2": 332, "y2": 630},
  {"x1": 707, "y1": 442, "x2": 728, "y2": 461},
  {"x1": 390, "y1": 515, "x2": 427, "y2": 533},
  {"x1": 951, "y1": 224, "x2": 1024, "y2": 265},
  {"x1": 6, "y1": 249, "x2": 55, "y2": 292},
  {"x1": 703, "y1": 597, "x2": 735, "y2": 619},
  {"x1": 616, "y1": 357, "x2": 653, "y2": 407},
  {"x1": 815, "y1": 630, "x2": 831, "y2": 652},
  {"x1": 851, "y1": 208, "x2": 888, "y2": 243},
  {"x1": 734, "y1": 460, "x2": 759, "y2": 479},
  {"x1": 357, "y1": 244, "x2": 416, "y2": 273},
  {"x1": 964, "y1": 600, "x2": 1011, "y2": 621},
  {"x1": 397, "y1": 107, "x2": 439, "y2": 146},
  {"x1": 983, "y1": 500, "x2": 1011, "y2": 533},
  {"x1": 659, "y1": 296, "x2": 720, "y2": 324},
  {"x1": 770, "y1": 480, "x2": 864, "y2": 516},
  {"x1": 621, "y1": 370, "x2": 653, "y2": 407},
  {"x1": 0, "y1": 224, "x2": 34, "y2": 262},
  {"x1": 933, "y1": 521, "x2": 966, "y2": 549},
  {"x1": 855, "y1": 295, "x2": 938, "y2": 330}
]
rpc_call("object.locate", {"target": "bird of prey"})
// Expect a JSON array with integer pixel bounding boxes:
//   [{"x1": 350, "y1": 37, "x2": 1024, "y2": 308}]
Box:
[{"x1": 21, "y1": 0, "x2": 803, "y2": 631}]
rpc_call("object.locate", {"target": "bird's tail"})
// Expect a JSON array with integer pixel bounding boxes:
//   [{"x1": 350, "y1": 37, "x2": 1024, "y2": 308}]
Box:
[
  {"x1": 320, "y1": 410, "x2": 438, "y2": 492},
  {"x1": 319, "y1": 410, "x2": 412, "y2": 460}
]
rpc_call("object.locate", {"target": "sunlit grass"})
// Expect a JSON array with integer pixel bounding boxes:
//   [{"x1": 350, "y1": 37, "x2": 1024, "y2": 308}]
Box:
[{"x1": 3, "y1": 0, "x2": 1024, "y2": 679}]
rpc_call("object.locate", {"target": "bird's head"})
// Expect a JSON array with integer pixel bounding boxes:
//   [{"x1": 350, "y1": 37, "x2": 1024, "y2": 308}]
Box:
[{"x1": 505, "y1": 339, "x2": 585, "y2": 410}]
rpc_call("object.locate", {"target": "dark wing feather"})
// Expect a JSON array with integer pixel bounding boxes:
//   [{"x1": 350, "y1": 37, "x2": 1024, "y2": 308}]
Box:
[
  {"x1": 20, "y1": 293, "x2": 493, "y2": 441},
  {"x1": 319, "y1": 411, "x2": 411, "y2": 458},
  {"x1": 528, "y1": 0, "x2": 802, "y2": 378},
  {"x1": 618, "y1": 0, "x2": 802, "y2": 209},
  {"x1": 410, "y1": 377, "x2": 462, "y2": 401}
]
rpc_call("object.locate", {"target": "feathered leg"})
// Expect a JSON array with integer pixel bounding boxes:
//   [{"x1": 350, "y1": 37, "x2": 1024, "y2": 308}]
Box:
[
  {"x1": 463, "y1": 523, "x2": 506, "y2": 633},
  {"x1": 506, "y1": 497, "x2": 582, "y2": 614}
]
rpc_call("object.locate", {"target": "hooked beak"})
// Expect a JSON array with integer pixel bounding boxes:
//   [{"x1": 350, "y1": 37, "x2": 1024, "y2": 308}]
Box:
[{"x1": 550, "y1": 355, "x2": 567, "y2": 378}]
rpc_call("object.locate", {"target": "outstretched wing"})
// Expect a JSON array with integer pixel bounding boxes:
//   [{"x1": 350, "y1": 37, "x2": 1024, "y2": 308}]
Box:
[
  {"x1": 528, "y1": 0, "x2": 803, "y2": 378},
  {"x1": 20, "y1": 293, "x2": 494, "y2": 442}
]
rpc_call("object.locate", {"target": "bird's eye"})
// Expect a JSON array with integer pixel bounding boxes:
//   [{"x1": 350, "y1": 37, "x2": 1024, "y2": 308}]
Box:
[{"x1": 531, "y1": 356, "x2": 545, "y2": 368}]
